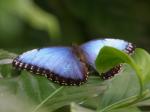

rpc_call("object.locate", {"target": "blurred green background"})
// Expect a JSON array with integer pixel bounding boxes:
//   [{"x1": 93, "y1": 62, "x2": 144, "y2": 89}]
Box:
[{"x1": 0, "y1": 0, "x2": 150, "y2": 53}]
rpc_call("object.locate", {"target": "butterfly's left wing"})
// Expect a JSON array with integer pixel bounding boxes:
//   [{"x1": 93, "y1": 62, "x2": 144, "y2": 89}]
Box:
[
  {"x1": 12, "y1": 47, "x2": 88, "y2": 85},
  {"x1": 80, "y1": 38, "x2": 135, "y2": 79}
]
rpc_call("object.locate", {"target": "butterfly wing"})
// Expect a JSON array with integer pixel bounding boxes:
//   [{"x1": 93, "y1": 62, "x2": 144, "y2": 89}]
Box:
[
  {"x1": 12, "y1": 47, "x2": 88, "y2": 85},
  {"x1": 80, "y1": 38, "x2": 135, "y2": 79}
]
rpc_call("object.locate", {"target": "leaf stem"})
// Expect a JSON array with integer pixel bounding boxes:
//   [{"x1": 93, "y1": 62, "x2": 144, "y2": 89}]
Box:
[{"x1": 31, "y1": 86, "x2": 64, "y2": 112}]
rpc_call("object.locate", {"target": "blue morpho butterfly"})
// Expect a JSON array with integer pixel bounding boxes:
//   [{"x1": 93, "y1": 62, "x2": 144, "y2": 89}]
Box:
[{"x1": 12, "y1": 38, "x2": 135, "y2": 86}]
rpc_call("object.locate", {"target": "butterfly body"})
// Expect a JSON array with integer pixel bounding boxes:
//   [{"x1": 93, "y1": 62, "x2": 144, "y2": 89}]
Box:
[{"x1": 12, "y1": 38, "x2": 135, "y2": 86}]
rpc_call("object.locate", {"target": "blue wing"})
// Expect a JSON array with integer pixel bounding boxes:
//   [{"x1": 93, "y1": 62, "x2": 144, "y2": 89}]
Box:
[
  {"x1": 80, "y1": 38, "x2": 134, "y2": 68},
  {"x1": 13, "y1": 47, "x2": 88, "y2": 85}
]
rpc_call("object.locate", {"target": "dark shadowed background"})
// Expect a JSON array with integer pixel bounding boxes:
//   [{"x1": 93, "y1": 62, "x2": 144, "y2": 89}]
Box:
[{"x1": 0, "y1": 0, "x2": 150, "y2": 53}]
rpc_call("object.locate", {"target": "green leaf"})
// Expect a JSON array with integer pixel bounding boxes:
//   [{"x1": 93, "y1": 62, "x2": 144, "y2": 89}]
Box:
[
  {"x1": 95, "y1": 46, "x2": 146, "y2": 96},
  {"x1": 95, "y1": 46, "x2": 133, "y2": 73},
  {"x1": 0, "y1": 64, "x2": 13, "y2": 78},
  {"x1": 0, "y1": 0, "x2": 61, "y2": 38},
  {"x1": 15, "y1": 0, "x2": 61, "y2": 38},
  {"x1": 0, "y1": 49, "x2": 16, "y2": 60},
  {"x1": 0, "y1": 49, "x2": 18, "y2": 78},
  {"x1": 70, "y1": 102, "x2": 141, "y2": 112},
  {"x1": 109, "y1": 107, "x2": 141, "y2": 112},
  {"x1": 0, "y1": 71, "x2": 106, "y2": 112},
  {"x1": 131, "y1": 48, "x2": 150, "y2": 84},
  {"x1": 98, "y1": 65, "x2": 140, "y2": 111},
  {"x1": 95, "y1": 46, "x2": 150, "y2": 85},
  {"x1": 70, "y1": 103, "x2": 94, "y2": 112},
  {"x1": 95, "y1": 47, "x2": 150, "y2": 111}
]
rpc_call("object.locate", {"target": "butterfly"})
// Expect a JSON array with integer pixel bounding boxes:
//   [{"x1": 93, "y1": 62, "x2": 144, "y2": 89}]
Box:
[{"x1": 12, "y1": 38, "x2": 135, "y2": 86}]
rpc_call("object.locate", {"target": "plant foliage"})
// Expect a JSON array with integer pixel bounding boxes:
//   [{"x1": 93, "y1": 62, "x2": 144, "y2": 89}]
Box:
[{"x1": 0, "y1": 47, "x2": 150, "y2": 112}]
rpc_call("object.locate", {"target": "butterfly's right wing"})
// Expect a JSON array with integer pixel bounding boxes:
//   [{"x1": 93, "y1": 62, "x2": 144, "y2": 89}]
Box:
[{"x1": 80, "y1": 38, "x2": 135, "y2": 79}]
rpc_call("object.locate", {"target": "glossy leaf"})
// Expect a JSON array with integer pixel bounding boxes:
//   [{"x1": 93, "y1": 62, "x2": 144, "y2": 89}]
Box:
[
  {"x1": 96, "y1": 47, "x2": 150, "y2": 84},
  {"x1": 131, "y1": 48, "x2": 150, "y2": 84},
  {"x1": 97, "y1": 65, "x2": 140, "y2": 110},
  {"x1": 95, "y1": 46, "x2": 133, "y2": 73}
]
